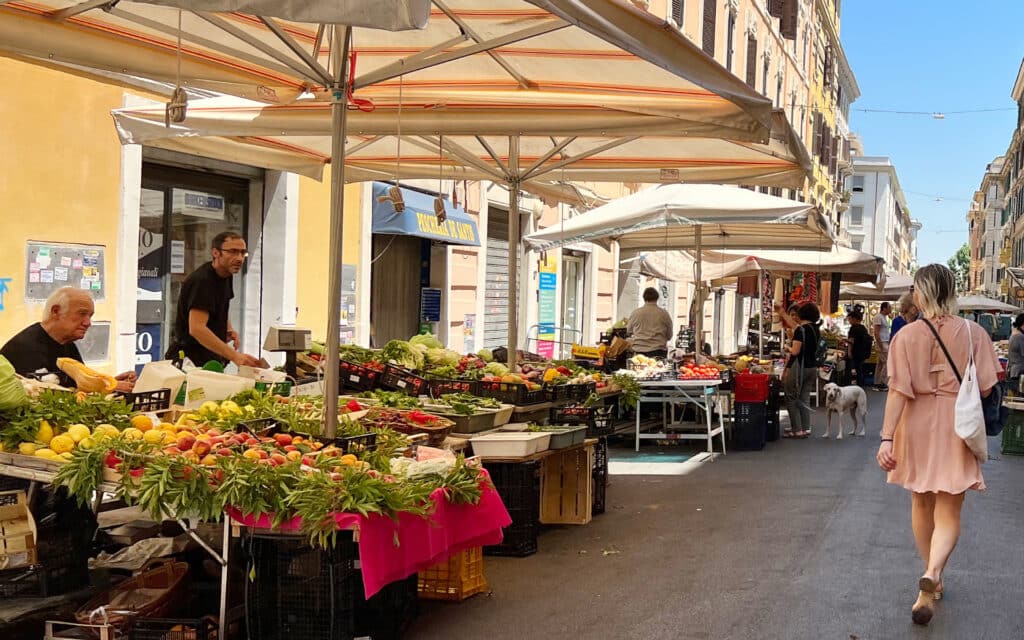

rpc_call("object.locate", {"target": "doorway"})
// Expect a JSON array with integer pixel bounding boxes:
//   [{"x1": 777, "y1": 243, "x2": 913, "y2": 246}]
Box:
[
  {"x1": 561, "y1": 252, "x2": 586, "y2": 351},
  {"x1": 137, "y1": 164, "x2": 250, "y2": 369},
  {"x1": 370, "y1": 235, "x2": 427, "y2": 346}
]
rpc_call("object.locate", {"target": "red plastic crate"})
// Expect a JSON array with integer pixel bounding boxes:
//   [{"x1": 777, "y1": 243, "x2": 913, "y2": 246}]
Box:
[{"x1": 733, "y1": 373, "x2": 770, "y2": 403}]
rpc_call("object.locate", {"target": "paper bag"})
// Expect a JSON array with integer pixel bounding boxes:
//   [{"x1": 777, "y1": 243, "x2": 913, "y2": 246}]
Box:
[{"x1": 606, "y1": 336, "x2": 631, "y2": 359}]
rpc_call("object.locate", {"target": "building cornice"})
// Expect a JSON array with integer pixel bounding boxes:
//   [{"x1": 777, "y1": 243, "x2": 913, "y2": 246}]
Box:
[{"x1": 1013, "y1": 57, "x2": 1024, "y2": 102}]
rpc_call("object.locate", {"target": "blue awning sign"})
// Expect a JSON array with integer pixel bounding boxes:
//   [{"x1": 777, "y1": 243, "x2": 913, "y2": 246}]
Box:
[{"x1": 371, "y1": 182, "x2": 480, "y2": 246}]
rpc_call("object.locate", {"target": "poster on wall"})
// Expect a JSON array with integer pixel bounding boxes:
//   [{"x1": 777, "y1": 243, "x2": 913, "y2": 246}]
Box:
[
  {"x1": 24, "y1": 241, "x2": 106, "y2": 301},
  {"x1": 537, "y1": 257, "x2": 557, "y2": 359}
]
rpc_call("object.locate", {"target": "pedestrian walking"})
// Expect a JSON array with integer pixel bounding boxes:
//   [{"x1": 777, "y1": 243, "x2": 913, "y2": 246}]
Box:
[
  {"x1": 871, "y1": 301, "x2": 893, "y2": 391},
  {"x1": 876, "y1": 264, "x2": 1002, "y2": 626},
  {"x1": 889, "y1": 292, "x2": 918, "y2": 340},
  {"x1": 1006, "y1": 313, "x2": 1024, "y2": 395},
  {"x1": 777, "y1": 301, "x2": 821, "y2": 438}
]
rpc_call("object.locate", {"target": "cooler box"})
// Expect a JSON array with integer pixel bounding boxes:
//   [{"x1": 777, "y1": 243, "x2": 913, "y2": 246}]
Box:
[{"x1": 732, "y1": 402, "x2": 767, "y2": 451}]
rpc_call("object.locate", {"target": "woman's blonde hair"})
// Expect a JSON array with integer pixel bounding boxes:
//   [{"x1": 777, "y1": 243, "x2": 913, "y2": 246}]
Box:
[
  {"x1": 897, "y1": 292, "x2": 916, "y2": 315},
  {"x1": 913, "y1": 264, "x2": 958, "y2": 318}
]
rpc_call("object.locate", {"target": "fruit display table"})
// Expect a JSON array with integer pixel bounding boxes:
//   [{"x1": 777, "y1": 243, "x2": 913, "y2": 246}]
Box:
[{"x1": 634, "y1": 379, "x2": 726, "y2": 453}]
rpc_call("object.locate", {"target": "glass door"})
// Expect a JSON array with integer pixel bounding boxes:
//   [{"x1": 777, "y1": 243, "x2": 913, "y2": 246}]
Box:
[{"x1": 561, "y1": 254, "x2": 585, "y2": 356}]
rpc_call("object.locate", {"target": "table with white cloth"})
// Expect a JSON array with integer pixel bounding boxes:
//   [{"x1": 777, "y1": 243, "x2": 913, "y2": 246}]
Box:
[{"x1": 634, "y1": 378, "x2": 726, "y2": 453}]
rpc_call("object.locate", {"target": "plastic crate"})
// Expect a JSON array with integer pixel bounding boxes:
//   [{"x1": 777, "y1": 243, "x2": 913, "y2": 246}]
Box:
[
  {"x1": 339, "y1": 360, "x2": 382, "y2": 392},
  {"x1": 254, "y1": 380, "x2": 294, "y2": 396},
  {"x1": 1002, "y1": 407, "x2": 1024, "y2": 455},
  {"x1": 568, "y1": 381, "x2": 597, "y2": 401},
  {"x1": 354, "y1": 574, "x2": 418, "y2": 640},
  {"x1": 599, "y1": 328, "x2": 628, "y2": 345},
  {"x1": 418, "y1": 547, "x2": 488, "y2": 601},
  {"x1": 733, "y1": 373, "x2": 770, "y2": 403},
  {"x1": 426, "y1": 378, "x2": 479, "y2": 398},
  {"x1": 477, "y1": 380, "x2": 546, "y2": 406},
  {"x1": 718, "y1": 369, "x2": 735, "y2": 391},
  {"x1": 115, "y1": 388, "x2": 172, "y2": 412},
  {"x1": 592, "y1": 437, "x2": 608, "y2": 516},
  {"x1": 549, "y1": 405, "x2": 615, "y2": 438},
  {"x1": 767, "y1": 376, "x2": 784, "y2": 411},
  {"x1": 380, "y1": 365, "x2": 428, "y2": 397},
  {"x1": 333, "y1": 432, "x2": 377, "y2": 455},
  {"x1": 483, "y1": 461, "x2": 540, "y2": 557},
  {"x1": 732, "y1": 402, "x2": 767, "y2": 451},
  {"x1": 236, "y1": 417, "x2": 278, "y2": 436},
  {"x1": 128, "y1": 617, "x2": 217, "y2": 640},
  {"x1": 0, "y1": 518, "x2": 94, "y2": 599},
  {"x1": 765, "y1": 409, "x2": 781, "y2": 442},
  {"x1": 244, "y1": 532, "x2": 359, "y2": 640}
]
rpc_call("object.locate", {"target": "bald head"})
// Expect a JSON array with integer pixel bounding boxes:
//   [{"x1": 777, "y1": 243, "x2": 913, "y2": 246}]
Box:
[{"x1": 41, "y1": 287, "x2": 94, "y2": 344}]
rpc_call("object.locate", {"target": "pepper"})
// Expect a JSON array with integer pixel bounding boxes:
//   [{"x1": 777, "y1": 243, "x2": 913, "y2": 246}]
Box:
[{"x1": 346, "y1": 399, "x2": 364, "y2": 413}]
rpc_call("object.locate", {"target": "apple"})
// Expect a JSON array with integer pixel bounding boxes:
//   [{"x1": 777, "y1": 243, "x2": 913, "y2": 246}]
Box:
[
  {"x1": 192, "y1": 440, "x2": 212, "y2": 457},
  {"x1": 283, "y1": 445, "x2": 299, "y2": 453},
  {"x1": 256, "y1": 450, "x2": 269, "y2": 460},
  {"x1": 177, "y1": 434, "x2": 196, "y2": 451},
  {"x1": 302, "y1": 456, "x2": 316, "y2": 467},
  {"x1": 273, "y1": 433, "x2": 293, "y2": 447},
  {"x1": 163, "y1": 446, "x2": 182, "y2": 456},
  {"x1": 216, "y1": 448, "x2": 233, "y2": 457}
]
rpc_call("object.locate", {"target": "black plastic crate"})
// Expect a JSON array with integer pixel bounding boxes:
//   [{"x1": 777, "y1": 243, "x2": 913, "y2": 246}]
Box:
[
  {"x1": 237, "y1": 417, "x2": 278, "y2": 437},
  {"x1": 599, "y1": 328, "x2": 628, "y2": 345},
  {"x1": 765, "y1": 409, "x2": 780, "y2": 442},
  {"x1": 477, "y1": 381, "x2": 546, "y2": 406},
  {"x1": 733, "y1": 402, "x2": 767, "y2": 451},
  {"x1": 353, "y1": 574, "x2": 418, "y2": 640},
  {"x1": 426, "y1": 378, "x2": 479, "y2": 398},
  {"x1": 545, "y1": 384, "x2": 574, "y2": 403},
  {"x1": 380, "y1": 365, "x2": 428, "y2": 397},
  {"x1": 339, "y1": 361, "x2": 382, "y2": 392},
  {"x1": 592, "y1": 437, "x2": 608, "y2": 516},
  {"x1": 483, "y1": 461, "x2": 540, "y2": 558},
  {"x1": 0, "y1": 560, "x2": 89, "y2": 599},
  {"x1": 718, "y1": 369, "x2": 735, "y2": 391},
  {"x1": 115, "y1": 387, "x2": 172, "y2": 412},
  {"x1": 568, "y1": 381, "x2": 597, "y2": 401},
  {"x1": 549, "y1": 405, "x2": 615, "y2": 438},
  {"x1": 767, "y1": 377, "x2": 784, "y2": 411},
  {"x1": 244, "y1": 532, "x2": 359, "y2": 640},
  {"x1": 333, "y1": 432, "x2": 378, "y2": 454},
  {"x1": 129, "y1": 617, "x2": 217, "y2": 640}
]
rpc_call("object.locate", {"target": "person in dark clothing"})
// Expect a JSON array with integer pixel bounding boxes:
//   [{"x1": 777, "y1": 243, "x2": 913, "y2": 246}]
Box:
[
  {"x1": 846, "y1": 309, "x2": 873, "y2": 387},
  {"x1": 166, "y1": 231, "x2": 261, "y2": 367},
  {"x1": 1, "y1": 287, "x2": 134, "y2": 390},
  {"x1": 777, "y1": 301, "x2": 822, "y2": 438}
]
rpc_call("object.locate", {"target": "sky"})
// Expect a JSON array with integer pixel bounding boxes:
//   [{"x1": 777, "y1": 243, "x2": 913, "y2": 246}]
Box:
[{"x1": 840, "y1": 1, "x2": 1024, "y2": 267}]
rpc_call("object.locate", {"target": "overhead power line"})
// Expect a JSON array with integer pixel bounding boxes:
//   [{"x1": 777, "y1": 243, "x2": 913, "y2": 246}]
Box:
[{"x1": 853, "y1": 107, "x2": 1015, "y2": 118}]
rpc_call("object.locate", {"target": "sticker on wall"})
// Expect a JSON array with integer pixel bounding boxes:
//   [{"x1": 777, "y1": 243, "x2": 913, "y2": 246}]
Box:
[{"x1": 0, "y1": 278, "x2": 10, "y2": 311}]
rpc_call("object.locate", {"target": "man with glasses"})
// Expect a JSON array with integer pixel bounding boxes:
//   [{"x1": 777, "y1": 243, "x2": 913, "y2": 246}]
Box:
[{"x1": 166, "y1": 231, "x2": 261, "y2": 368}]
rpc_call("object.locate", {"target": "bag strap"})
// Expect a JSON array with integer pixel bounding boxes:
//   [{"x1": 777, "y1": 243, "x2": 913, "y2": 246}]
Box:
[{"x1": 920, "y1": 318, "x2": 963, "y2": 384}]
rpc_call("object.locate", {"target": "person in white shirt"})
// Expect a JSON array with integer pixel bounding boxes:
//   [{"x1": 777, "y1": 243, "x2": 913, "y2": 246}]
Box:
[
  {"x1": 627, "y1": 287, "x2": 674, "y2": 358},
  {"x1": 872, "y1": 301, "x2": 893, "y2": 391}
]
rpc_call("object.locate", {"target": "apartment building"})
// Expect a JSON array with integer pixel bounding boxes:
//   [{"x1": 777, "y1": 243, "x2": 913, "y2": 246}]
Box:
[
  {"x1": 1003, "y1": 60, "x2": 1024, "y2": 303},
  {"x1": 966, "y1": 158, "x2": 1007, "y2": 297},
  {"x1": 843, "y1": 156, "x2": 920, "y2": 274}
]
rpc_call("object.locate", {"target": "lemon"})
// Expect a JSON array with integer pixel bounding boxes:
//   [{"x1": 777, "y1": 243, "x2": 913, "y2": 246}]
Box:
[
  {"x1": 49, "y1": 434, "x2": 76, "y2": 454},
  {"x1": 130, "y1": 414, "x2": 155, "y2": 432},
  {"x1": 35, "y1": 420, "x2": 54, "y2": 445},
  {"x1": 143, "y1": 430, "x2": 166, "y2": 445},
  {"x1": 159, "y1": 422, "x2": 177, "y2": 434},
  {"x1": 18, "y1": 442, "x2": 37, "y2": 456},
  {"x1": 122, "y1": 428, "x2": 144, "y2": 441},
  {"x1": 93, "y1": 424, "x2": 120, "y2": 440},
  {"x1": 59, "y1": 452, "x2": 74, "y2": 461},
  {"x1": 218, "y1": 400, "x2": 242, "y2": 416},
  {"x1": 66, "y1": 424, "x2": 91, "y2": 443},
  {"x1": 199, "y1": 401, "x2": 221, "y2": 416},
  {"x1": 34, "y1": 448, "x2": 58, "y2": 460},
  {"x1": 79, "y1": 436, "x2": 96, "y2": 450}
]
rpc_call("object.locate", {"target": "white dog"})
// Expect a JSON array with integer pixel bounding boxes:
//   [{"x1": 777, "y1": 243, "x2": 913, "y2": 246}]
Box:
[{"x1": 822, "y1": 383, "x2": 868, "y2": 439}]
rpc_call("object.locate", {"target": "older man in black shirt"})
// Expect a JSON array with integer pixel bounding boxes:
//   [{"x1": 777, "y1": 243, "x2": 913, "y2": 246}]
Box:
[
  {"x1": 1, "y1": 287, "x2": 134, "y2": 390},
  {"x1": 166, "y1": 231, "x2": 261, "y2": 368}
]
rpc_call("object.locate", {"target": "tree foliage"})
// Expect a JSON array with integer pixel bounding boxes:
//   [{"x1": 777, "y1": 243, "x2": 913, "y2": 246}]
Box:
[{"x1": 947, "y1": 242, "x2": 970, "y2": 293}]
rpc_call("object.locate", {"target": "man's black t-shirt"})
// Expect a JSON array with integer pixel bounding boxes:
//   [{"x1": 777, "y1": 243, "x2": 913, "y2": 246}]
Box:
[
  {"x1": 168, "y1": 262, "x2": 233, "y2": 366},
  {"x1": 848, "y1": 324, "x2": 873, "y2": 361},
  {"x1": 0, "y1": 322, "x2": 83, "y2": 387}
]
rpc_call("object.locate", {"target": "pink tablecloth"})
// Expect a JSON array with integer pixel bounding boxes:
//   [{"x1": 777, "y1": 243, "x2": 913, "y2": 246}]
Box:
[{"x1": 227, "y1": 476, "x2": 511, "y2": 598}]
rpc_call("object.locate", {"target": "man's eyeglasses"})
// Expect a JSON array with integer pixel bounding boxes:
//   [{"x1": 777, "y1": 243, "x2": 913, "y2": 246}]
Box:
[{"x1": 218, "y1": 248, "x2": 249, "y2": 258}]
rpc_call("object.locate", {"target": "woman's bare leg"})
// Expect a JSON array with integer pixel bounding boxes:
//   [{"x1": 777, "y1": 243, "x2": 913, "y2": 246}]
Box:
[
  {"x1": 926, "y1": 491, "x2": 966, "y2": 582},
  {"x1": 911, "y1": 492, "x2": 936, "y2": 570}
]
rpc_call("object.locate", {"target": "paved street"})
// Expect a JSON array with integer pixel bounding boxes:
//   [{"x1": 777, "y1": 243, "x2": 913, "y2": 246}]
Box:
[{"x1": 411, "y1": 392, "x2": 1024, "y2": 640}]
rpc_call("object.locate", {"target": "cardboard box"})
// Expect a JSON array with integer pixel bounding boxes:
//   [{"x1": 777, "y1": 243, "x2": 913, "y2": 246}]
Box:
[{"x1": 0, "y1": 490, "x2": 37, "y2": 570}]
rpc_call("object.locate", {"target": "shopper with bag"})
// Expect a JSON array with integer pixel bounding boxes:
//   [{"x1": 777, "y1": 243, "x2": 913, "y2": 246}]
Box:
[{"x1": 875, "y1": 264, "x2": 1002, "y2": 626}]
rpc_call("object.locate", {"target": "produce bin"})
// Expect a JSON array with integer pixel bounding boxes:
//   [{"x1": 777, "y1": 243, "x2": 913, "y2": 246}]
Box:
[
  {"x1": 550, "y1": 404, "x2": 615, "y2": 438},
  {"x1": 483, "y1": 461, "x2": 540, "y2": 558},
  {"x1": 426, "y1": 378, "x2": 479, "y2": 398},
  {"x1": 128, "y1": 617, "x2": 217, "y2": 640},
  {"x1": 539, "y1": 445, "x2": 593, "y2": 525},
  {"x1": 115, "y1": 387, "x2": 172, "y2": 412},
  {"x1": 339, "y1": 361, "x2": 382, "y2": 392},
  {"x1": 380, "y1": 365, "x2": 428, "y2": 396},
  {"x1": 1002, "y1": 403, "x2": 1024, "y2": 455},
  {"x1": 732, "y1": 402, "x2": 767, "y2": 451},
  {"x1": 417, "y1": 547, "x2": 489, "y2": 602},
  {"x1": 477, "y1": 380, "x2": 546, "y2": 406},
  {"x1": 540, "y1": 425, "x2": 587, "y2": 450},
  {"x1": 470, "y1": 433, "x2": 551, "y2": 458}
]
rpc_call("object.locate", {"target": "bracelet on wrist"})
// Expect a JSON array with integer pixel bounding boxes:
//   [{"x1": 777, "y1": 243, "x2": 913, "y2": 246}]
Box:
[{"x1": 880, "y1": 438, "x2": 893, "y2": 443}]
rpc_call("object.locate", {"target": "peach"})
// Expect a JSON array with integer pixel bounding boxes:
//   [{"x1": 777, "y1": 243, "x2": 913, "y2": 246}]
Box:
[
  {"x1": 269, "y1": 453, "x2": 288, "y2": 466},
  {"x1": 273, "y1": 433, "x2": 293, "y2": 447}
]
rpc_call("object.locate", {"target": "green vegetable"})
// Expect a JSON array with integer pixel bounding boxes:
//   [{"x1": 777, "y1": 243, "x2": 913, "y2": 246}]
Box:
[
  {"x1": 476, "y1": 349, "x2": 494, "y2": 363},
  {"x1": 409, "y1": 333, "x2": 444, "y2": 350},
  {"x1": 612, "y1": 373, "x2": 640, "y2": 410},
  {"x1": 380, "y1": 340, "x2": 425, "y2": 371},
  {"x1": 425, "y1": 348, "x2": 460, "y2": 368},
  {"x1": 359, "y1": 390, "x2": 422, "y2": 409},
  {"x1": 339, "y1": 344, "x2": 377, "y2": 365},
  {"x1": 483, "y1": 362, "x2": 509, "y2": 377},
  {"x1": 0, "y1": 356, "x2": 27, "y2": 411}
]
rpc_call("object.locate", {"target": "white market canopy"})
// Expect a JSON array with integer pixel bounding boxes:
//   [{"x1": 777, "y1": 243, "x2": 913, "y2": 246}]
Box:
[
  {"x1": 840, "y1": 272, "x2": 913, "y2": 301},
  {"x1": 524, "y1": 183, "x2": 833, "y2": 253},
  {"x1": 956, "y1": 295, "x2": 1021, "y2": 313},
  {"x1": 627, "y1": 245, "x2": 884, "y2": 284}
]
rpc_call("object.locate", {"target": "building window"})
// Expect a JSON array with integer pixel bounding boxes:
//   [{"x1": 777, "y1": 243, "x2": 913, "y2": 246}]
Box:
[
  {"x1": 849, "y1": 205, "x2": 863, "y2": 227},
  {"x1": 851, "y1": 239, "x2": 862, "y2": 252},
  {"x1": 726, "y1": 11, "x2": 736, "y2": 71},
  {"x1": 671, "y1": 0, "x2": 684, "y2": 26},
  {"x1": 776, "y1": 76, "x2": 783, "y2": 108},
  {"x1": 762, "y1": 59, "x2": 770, "y2": 96},
  {"x1": 851, "y1": 175, "x2": 865, "y2": 192},
  {"x1": 745, "y1": 35, "x2": 757, "y2": 87},
  {"x1": 702, "y1": 0, "x2": 716, "y2": 57}
]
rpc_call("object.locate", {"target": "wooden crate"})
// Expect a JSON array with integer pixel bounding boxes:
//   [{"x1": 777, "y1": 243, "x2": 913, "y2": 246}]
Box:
[
  {"x1": 539, "y1": 444, "x2": 593, "y2": 525},
  {"x1": 417, "y1": 547, "x2": 489, "y2": 601}
]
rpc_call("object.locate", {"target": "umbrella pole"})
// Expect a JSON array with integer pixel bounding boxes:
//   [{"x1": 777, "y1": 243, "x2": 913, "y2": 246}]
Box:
[
  {"x1": 323, "y1": 25, "x2": 352, "y2": 440},
  {"x1": 694, "y1": 225, "x2": 702, "y2": 359},
  {"x1": 506, "y1": 137, "x2": 520, "y2": 370},
  {"x1": 758, "y1": 269, "x2": 764, "y2": 359}
]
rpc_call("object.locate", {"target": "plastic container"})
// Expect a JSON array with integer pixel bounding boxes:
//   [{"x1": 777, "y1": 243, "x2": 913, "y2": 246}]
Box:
[
  {"x1": 115, "y1": 388, "x2": 172, "y2": 413},
  {"x1": 426, "y1": 378, "x2": 479, "y2": 398},
  {"x1": 1001, "y1": 402, "x2": 1024, "y2": 455},
  {"x1": 417, "y1": 547, "x2": 488, "y2": 601},
  {"x1": 541, "y1": 425, "x2": 587, "y2": 450},
  {"x1": 483, "y1": 461, "x2": 540, "y2": 558},
  {"x1": 732, "y1": 402, "x2": 767, "y2": 451},
  {"x1": 476, "y1": 380, "x2": 546, "y2": 406},
  {"x1": 381, "y1": 365, "x2": 428, "y2": 396},
  {"x1": 549, "y1": 404, "x2": 615, "y2": 438},
  {"x1": 733, "y1": 373, "x2": 770, "y2": 403},
  {"x1": 339, "y1": 360, "x2": 382, "y2": 392},
  {"x1": 470, "y1": 432, "x2": 551, "y2": 458}
]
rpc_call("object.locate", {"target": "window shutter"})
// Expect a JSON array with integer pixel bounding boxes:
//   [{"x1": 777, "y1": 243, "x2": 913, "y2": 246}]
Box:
[
  {"x1": 702, "y1": 0, "x2": 716, "y2": 57},
  {"x1": 812, "y1": 113, "x2": 822, "y2": 157},
  {"x1": 780, "y1": 0, "x2": 798, "y2": 40},
  {"x1": 671, "y1": 0, "x2": 684, "y2": 26},
  {"x1": 745, "y1": 36, "x2": 757, "y2": 87},
  {"x1": 769, "y1": 0, "x2": 784, "y2": 18},
  {"x1": 829, "y1": 134, "x2": 839, "y2": 175}
]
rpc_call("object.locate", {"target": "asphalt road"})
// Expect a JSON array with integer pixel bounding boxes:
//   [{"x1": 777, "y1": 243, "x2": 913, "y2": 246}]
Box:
[{"x1": 410, "y1": 391, "x2": 1024, "y2": 640}]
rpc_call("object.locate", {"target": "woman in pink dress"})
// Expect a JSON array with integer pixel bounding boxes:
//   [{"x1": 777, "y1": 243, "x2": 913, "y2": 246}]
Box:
[{"x1": 876, "y1": 264, "x2": 1001, "y2": 626}]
